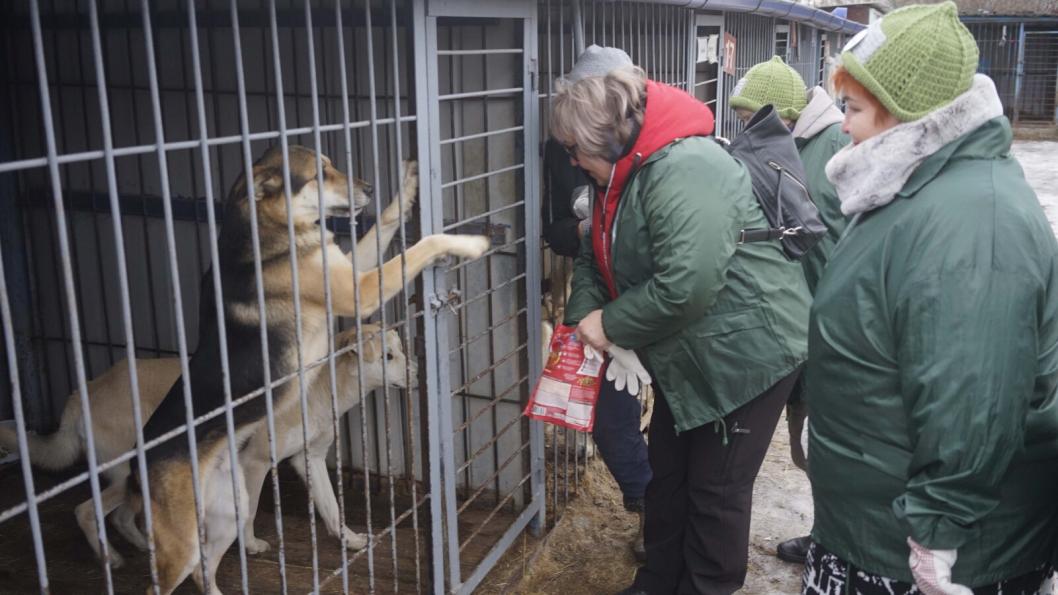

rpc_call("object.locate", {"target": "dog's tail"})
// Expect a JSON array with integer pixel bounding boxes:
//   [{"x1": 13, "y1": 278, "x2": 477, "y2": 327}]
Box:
[{"x1": 0, "y1": 401, "x2": 84, "y2": 471}]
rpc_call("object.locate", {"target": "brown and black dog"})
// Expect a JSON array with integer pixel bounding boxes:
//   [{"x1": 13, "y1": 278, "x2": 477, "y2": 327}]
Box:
[{"x1": 132, "y1": 145, "x2": 488, "y2": 594}]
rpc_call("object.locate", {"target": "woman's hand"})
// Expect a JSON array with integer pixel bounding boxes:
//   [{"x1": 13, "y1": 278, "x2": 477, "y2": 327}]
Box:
[{"x1": 576, "y1": 309, "x2": 612, "y2": 352}]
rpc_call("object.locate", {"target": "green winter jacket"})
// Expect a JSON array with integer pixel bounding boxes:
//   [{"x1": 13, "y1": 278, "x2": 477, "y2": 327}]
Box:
[
  {"x1": 565, "y1": 135, "x2": 811, "y2": 434},
  {"x1": 796, "y1": 122, "x2": 849, "y2": 294},
  {"x1": 807, "y1": 117, "x2": 1058, "y2": 586}
]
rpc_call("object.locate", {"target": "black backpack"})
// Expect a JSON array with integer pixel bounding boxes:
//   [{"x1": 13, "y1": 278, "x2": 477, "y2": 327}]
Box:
[{"x1": 716, "y1": 105, "x2": 827, "y2": 261}]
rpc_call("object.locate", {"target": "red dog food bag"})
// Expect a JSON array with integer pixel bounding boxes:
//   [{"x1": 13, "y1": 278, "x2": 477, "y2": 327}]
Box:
[{"x1": 524, "y1": 324, "x2": 605, "y2": 432}]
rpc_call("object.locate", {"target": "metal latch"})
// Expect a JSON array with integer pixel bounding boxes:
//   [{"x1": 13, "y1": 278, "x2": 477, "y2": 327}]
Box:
[{"x1": 428, "y1": 288, "x2": 463, "y2": 315}]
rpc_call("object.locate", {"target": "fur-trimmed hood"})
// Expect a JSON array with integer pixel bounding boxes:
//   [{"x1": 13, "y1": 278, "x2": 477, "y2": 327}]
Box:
[
  {"x1": 826, "y1": 74, "x2": 1004, "y2": 216},
  {"x1": 792, "y1": 86, "x2": 844, "y2": 141}
]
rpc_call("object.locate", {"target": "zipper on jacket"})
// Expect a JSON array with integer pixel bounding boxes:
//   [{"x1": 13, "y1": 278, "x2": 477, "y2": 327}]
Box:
[
  {"x1": 599, "y1": 163, "x2": 617, "y2": 293},
  {"x1": 606, "y1": 153, "x2": 644, "y2": 293}
]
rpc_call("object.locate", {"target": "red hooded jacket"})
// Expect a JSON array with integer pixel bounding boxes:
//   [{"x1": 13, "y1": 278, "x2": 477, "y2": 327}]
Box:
[{"x1": 590, "y1": 80, "x2": 715, "y2": 298}]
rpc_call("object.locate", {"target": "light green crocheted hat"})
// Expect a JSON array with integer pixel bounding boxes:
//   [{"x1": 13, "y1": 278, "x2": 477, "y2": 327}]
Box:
[
  {"x1": 729, "y1": 56, "x2": 808, "y2": 120},
  {"x1": 840, "y1": 1, "x2": 978, "y2": 122}
]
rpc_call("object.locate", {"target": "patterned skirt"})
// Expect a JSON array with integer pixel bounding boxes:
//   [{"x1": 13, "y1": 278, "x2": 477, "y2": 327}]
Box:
[{"x1": 801, "y1": 541, "x2": 1055, "y2": 595}]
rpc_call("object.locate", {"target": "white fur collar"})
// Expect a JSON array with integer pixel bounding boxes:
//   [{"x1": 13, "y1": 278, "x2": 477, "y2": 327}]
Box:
[
  {"x1": 826, "y1": 75, "x2": 1004, "y2": 216},
  {"x1": 793, "y1": 86, "x2": 844, "y2": 140}
]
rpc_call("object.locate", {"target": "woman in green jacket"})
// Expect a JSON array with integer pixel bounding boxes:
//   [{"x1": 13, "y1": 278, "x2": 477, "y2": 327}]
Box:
[
  {"x1": 804, "y1": 3, "x2": 1058, "y2": 594},
  {"x1": 729, "y1": 54, "x2": 851, "y2": 566},
  {"x1": 551, "y1": 63, "x2": 810, "y2": 593}
]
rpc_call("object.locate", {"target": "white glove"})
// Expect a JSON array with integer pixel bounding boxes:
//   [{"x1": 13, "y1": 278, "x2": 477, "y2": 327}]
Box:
[
  {"x1": 907, "y1": 538, "x2": 973, "y2": 595},
  {"x1": 800, "y1": 416, "x2": 809, "y2": 463},
  {"x1": 604, "y1": 345, "x2": 652, "y2": 395},
  {"x1": 571, "y1": 185, "x2": 592, "y2": 220}
]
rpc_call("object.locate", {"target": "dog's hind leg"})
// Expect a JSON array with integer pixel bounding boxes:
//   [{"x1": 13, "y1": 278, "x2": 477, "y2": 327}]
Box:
[
  {"x1": 191, "y1": 549, "x2": 225, "y2": 595},
  {"x1": 148, "y1": 465, "x2": 200, "y2": 595},
  {"x1": 195, "y1": 454, "x2": 248, "y2": 594},
  {"x1": 151, "y1": 517, "x2": 198, "y2": 595},
  {"x1": 112, "y1": 499, "x2": 149, "y2": 551},
  {"x1": 104, "y1": 463, "x2": 149, "y2": 551},
  {"x1": 76, "y1": 480, "x2": 129, "y2": 567},
  {"x1": 239, "y1": 450, "x2": 273, "y2": 554}
]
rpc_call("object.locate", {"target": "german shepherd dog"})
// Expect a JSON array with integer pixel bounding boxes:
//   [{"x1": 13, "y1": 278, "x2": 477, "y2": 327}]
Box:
[{"x1": 132, "y1": 145, "x2": 488, "y2": 594}]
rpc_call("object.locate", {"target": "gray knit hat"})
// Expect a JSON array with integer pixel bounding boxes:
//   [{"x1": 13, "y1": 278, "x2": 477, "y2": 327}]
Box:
[{"x1": 567, "y1": 44, "x2": 634, "y2": 82}]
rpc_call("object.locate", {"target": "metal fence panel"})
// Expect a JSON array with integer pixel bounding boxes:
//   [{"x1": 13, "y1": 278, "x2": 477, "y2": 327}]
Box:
[
  {"x1": 1, "y1": 1, "x2": 435, "y2": 592},
  {"x1": 0, "y1": 1, "x2": 856, "y2": 593},
  {"x1": 965, "y1": 21, "x2": 1058, "y2": 126}
]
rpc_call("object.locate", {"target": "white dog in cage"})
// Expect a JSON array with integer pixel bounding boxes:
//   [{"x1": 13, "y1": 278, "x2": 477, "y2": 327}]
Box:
[{"x1": 239, "y1": 323, "x2": 417, "y2": 555}]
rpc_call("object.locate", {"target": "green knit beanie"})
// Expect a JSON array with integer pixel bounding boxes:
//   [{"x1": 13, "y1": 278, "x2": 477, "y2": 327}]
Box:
[
  {"x1": 729, "y1": 56, "x2": 808, "y2": 120},
  {"x1": 840, "y1": 1, "x2": 978, "y2": 122}
]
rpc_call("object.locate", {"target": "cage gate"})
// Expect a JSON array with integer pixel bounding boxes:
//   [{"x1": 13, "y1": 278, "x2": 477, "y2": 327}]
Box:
[{"x1": 413, "y1": 1, "x2": 545, "y2": 593}]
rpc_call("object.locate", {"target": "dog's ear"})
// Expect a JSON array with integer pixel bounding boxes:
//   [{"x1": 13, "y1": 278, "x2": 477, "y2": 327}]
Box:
[
  {"x1": 346, "y1": 330, "x2": 379, "y2": 363},
  {"x1": 252, "y1": 167, "x2": 283, "y2": 201},
  {"x1": 289, "y1": 170, "x2": 313, "y2": 198},
  {"x1": 357, "y1": 332, "x2": 380, "y2": 363}
]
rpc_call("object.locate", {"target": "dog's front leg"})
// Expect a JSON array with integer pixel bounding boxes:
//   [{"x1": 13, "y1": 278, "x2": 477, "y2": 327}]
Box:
[
  {"x1": 317, "y1": 234, "x2": 490, "y2": 319},
  {"x1": 290, "y1": 450, "x2": 368, "y2": 551},
  {"x1": 239, "y1": 450, "x2": 274, "y2": 554},
  {"x1": 354, "y1": 160, "x2": 418, "y2": 271}
]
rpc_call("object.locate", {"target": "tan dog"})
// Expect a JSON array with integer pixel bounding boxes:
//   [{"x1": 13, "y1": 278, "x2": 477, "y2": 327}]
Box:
[
  {"x1": 131, "y1": 145, "x2": 488, "y2": 594},
  {"x1": 0, "y1": 358, "x2": 179, "y2": 567},
  {"x1": 240, "y1": 323, "x2": 415, "y2": 554}
]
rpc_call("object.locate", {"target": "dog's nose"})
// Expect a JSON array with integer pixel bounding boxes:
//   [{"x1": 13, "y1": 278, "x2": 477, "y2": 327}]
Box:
[{"x1": 362, "y1": 183, "x2": 374, "y2": 197}]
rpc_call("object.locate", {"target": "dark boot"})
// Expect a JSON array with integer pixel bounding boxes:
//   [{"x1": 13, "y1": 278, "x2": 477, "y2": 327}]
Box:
[
  {"x1": 777, "y1": 535, "x2": 812, "y2": 564},
  {"x1": 632, "y1": 510, "x2": 646, "y2": 562},
  {"x1": 624, "y1": 497, "x2": 646, "y2": 562}
]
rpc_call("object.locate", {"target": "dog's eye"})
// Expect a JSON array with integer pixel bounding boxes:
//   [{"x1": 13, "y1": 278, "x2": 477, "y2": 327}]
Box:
[{"x1": 386, "y1": 352, "x2": 395, "y2": 360}]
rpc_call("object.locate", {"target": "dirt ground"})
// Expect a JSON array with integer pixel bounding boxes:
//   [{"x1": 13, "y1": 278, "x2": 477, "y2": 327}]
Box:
[{"x1": 480, "y1": 410, "x2": 810, "y2": 595}]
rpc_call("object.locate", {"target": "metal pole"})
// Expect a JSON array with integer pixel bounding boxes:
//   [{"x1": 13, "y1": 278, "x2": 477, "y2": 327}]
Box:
[
  {"x1": 572, "y1": 0, "x2": 585, "y2": 57},
  {"x1": 28, "y1": 0, "x2": 116, "y2": 588},
  {"x1": 331, "y1": 1, "x2": 375, "y2": 591},
  {"x1": 1014, "y1": 22, "x2": 1026, "y2": 127},
  {"x1": 410, "y1": 4, "x2": 448, "y2": 592},
  {"x1": 0, "y1": 243, "x2": 50, "y2": 594},
  {"x1": 140, "y1": 0, "x2": 219, "y2": 587},
  {"x1": 523, "y1": 11, "x2": 546, "y2": 539},
  {"x1": 88, "y1": 0, "x2": 160, "y2": 588},
  {"x1": 230, "y1": 0, "x2": 288, "y2": 590}
]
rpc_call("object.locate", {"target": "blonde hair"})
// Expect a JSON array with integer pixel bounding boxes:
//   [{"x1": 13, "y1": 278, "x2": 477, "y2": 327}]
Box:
[{"x1": 550, "y1": 66, "x2": 646, "y2": 159}]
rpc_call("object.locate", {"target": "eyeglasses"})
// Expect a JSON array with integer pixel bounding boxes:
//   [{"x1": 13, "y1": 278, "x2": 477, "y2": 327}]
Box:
[{"x1": 563, "y1": 143, "x2": 579, "y2": 159}]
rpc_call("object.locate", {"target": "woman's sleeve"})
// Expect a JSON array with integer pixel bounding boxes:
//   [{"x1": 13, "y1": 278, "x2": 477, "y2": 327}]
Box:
[
  {"x1": 562, "y1": 231, "x2": 609, "y2": 326},
  {"x1": 601, "y1": 145, "x2": 741, "y2": 349},
  {"x1": 892, "y1": 267, "x2": 1036, "y2": 549}
]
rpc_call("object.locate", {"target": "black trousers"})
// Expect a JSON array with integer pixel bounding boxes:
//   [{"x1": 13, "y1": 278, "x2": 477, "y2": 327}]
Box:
[{"x1": 633, "y1": 367, "x2": 801, "y2": 595}]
